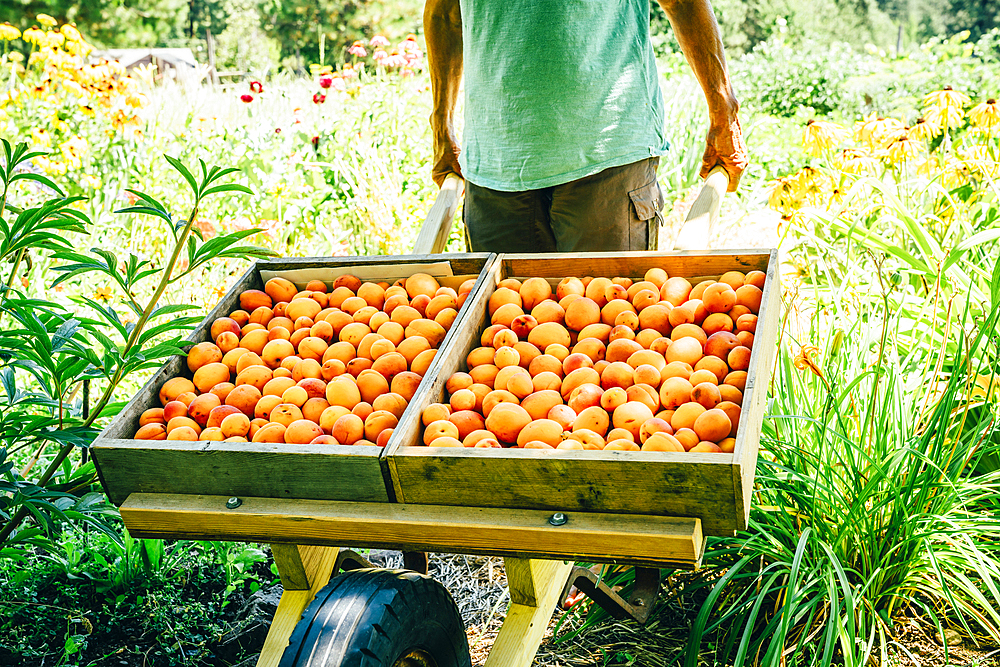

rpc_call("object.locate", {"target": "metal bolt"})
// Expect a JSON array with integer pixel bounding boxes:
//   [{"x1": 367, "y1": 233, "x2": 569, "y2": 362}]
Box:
[
  {"x1": 632, "y1": 598, "x2": 646, "y2": 607},
  {"x1": 226, "y1": 496, "x2": 242, "y2": 509},
  {"x1": 548, "y1": 512, "x2": 567, "y2": 526}
]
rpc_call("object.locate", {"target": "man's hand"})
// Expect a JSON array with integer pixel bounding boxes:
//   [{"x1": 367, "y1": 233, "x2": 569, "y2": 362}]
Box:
[
  {"x1": 432, "y1": 128, "x2": 463, "y2": 187},
  {"x1": 702, "y1": 110, "x2": 748, "y2": 192}
]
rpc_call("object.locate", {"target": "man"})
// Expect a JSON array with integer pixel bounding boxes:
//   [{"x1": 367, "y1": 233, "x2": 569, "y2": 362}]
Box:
[{"x1": 424, "y1": 0, "x2": 748, "y2": 253}]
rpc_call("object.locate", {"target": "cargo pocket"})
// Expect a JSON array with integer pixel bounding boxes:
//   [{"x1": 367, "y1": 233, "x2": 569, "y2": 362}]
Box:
[{"x1": 628, "y1": 179, "x2": 666, "y2": 251}]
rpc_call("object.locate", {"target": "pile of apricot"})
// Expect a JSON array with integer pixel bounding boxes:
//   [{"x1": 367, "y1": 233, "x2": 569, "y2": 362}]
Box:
[
  {"x1": 418, "y1": 268, "x2": 763, "y2": 453},
  {"x1": 134, "y1": 272, "x2": 474, "y2": 446}
]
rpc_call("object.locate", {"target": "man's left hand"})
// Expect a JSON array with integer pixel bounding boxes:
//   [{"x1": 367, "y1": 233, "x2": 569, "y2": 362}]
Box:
[{"x1": 702, "y1": 113, "x2": 749, "y2": 193}]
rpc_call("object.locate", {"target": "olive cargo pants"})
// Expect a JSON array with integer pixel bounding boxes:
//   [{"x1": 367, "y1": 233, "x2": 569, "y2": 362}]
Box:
[{"x1": 464, "y1": 158, "x2": 666, "y2": 253}]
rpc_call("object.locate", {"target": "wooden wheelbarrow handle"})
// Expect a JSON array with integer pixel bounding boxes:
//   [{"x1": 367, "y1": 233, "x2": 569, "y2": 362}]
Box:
[
  {"x1": 671, "y1": 165, "x2": 730, "y2": 251},
  {"x1": 412, "y1": 173, "x2": 465, "y2": 254}
]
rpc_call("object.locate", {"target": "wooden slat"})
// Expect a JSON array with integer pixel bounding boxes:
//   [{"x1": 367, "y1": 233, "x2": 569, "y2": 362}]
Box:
[
  {"x1": 120, "y1": 493, "x2": 705, "y2": 568},
  {"x1": 92, "y1": 439, "x2": 389, "y2": 506},
  {"x1": 671, "y1": 165, "x2": 730, "y2": 250},
  {"x1": 257, "y1": 545, "x2": 340, "y2": 667},
  {"x1": 484, "y1": 558, "x2": 575, "y2": 667},
  {"x1": 730, "y1": 248, "x2": 781, "y2": 528},
  {"x1": 412, "y1": 174, "x2": 465, "y2": 254},
  {"x1": 386, "y1": 251, "x2": 777, "y2": 537}
]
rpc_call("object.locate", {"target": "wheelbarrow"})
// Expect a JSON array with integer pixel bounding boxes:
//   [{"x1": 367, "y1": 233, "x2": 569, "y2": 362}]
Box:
[{"x1": 92, "y1": 164, "x2": 780, "y2": 667}]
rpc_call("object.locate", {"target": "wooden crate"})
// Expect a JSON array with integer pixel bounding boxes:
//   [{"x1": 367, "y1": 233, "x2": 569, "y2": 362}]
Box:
[
  {"x1": 92, "y1": 254, "x2": 494, "y2": 507},
  {"x1": 385, "y1": 251, "x2": 780, "y2": 537}
]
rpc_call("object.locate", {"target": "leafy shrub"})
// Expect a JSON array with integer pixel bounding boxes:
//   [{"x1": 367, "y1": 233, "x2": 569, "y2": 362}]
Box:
[{"x1": 733, "y1": 38, "x2": 875, "y2": 117}]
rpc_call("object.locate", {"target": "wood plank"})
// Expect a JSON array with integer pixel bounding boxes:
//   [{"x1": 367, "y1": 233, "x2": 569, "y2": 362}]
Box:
[
  {"x1": 731, "y1": 249, "x2": 781, "y2": 529},
  {"x1": 386, "y1": 252, "x2": 778, "y2": 537},
  {"x1": 93, "y1": 439, "x2": 388, "y2": 507},
  {"x1": 270, "y1": 543, "x2": 310, "y2": 590},
  {"x1": 484, "y1": 558, "x2": 574, "y2": 667},
  {"x1": 257, "y1": 545, "x2": 340, "y2": 667},
  {"x1": 120, "y1": 494, "x2": 705, "y2": 568},
  {"x1": 412, "y1": 174, "x2": 465, "y2": 254},
  {"x1": 671, "y1": 166, "x2": 730, "y2": 251}
]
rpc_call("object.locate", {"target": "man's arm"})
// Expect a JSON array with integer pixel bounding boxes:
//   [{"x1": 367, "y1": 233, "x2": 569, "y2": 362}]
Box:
[
  {"x1": 425, "y1": 0, "x2": 464, "y2": 187},
  {"x1": 657, "y1": 0, "x2": 748, "y2": 192}
]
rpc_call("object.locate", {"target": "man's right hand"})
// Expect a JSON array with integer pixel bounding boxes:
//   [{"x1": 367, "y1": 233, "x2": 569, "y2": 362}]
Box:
[{"x1": 432, "y1": 129, "x2": 463, "y2": 187}]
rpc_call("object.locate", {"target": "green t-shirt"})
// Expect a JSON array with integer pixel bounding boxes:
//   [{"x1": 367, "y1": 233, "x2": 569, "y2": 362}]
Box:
[{"x1": 458, "y1": 0, "x2": 669, "y2": 192}]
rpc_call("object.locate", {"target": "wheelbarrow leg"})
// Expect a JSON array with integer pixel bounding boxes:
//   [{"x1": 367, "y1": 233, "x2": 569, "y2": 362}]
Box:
[
  {"x1": 257, "y1": 544, "x2": 340, "y2": 667},
  {"x1": 483, "y1": 558, "x2": 574, "y2": 667}
]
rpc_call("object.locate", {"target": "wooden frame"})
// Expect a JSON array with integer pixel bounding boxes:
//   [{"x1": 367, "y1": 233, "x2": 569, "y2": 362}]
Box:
[
  {"x1": 91, "y1": 254, "x2": 494, "y2": 508},
  {"x1": 386, "y1": 250, "x2": 781, "y2": 537}
]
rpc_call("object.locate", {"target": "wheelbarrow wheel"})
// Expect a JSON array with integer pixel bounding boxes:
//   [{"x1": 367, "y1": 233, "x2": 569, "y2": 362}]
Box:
[{"x1": 279, "y1": 568, "x2": 471, "y2": 667}]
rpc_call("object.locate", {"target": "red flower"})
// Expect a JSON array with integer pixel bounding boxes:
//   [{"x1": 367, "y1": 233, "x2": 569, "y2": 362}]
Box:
[
  {"x1": 311, "y1": 135, "x2": 320, "y2": 149},
  {"x1": 240, "y1": 94, "x2": 253, "y2": 103},
  {"x1": 319, "y1": 76, "x2": 333, "y2": 89},
  {"x1": 313, "y1": 92, "x2": 326, "y2": 104},
  {"x1": 274, "y1": 127, "x2": 281, "y2": 134},
  {"x1": 250, "y1": 80, "x2": 263, "y2": 93}
]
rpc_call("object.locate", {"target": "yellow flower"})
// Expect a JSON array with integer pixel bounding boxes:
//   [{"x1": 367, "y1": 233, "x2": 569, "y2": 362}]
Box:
[
  {"x1": 908, "y1": 116, "x2": 941, "y2": 141},
  {"x1": 93, "y1": 285, "x2": 114, "y2": 302},
  {"x1": 0, "y1": 23, "x2": 20, "y2": 41},
  {"x1": 21, "y1": 27, "x2": 45, "y2": 45},
  {"x1": 36, "y1": 14, "x2": 57, "y2": 28},
  {"x1": 60, "y1": 24, "x2": 82, "y2": 41},
  {"x1": 79, "y1": 174, "x2": 101, "y2": 189},
  {"x1": 836, "y1": 148, "x2": 879, "y2": 175},
  {"x1": 969, "y1": 98, "x2": 1000, "y2": 135},
  {"x1": 79, "y1": 104, "x2": 94, "y2": 116},
  {"x1": 6, "y1": 51, "x2": 23, "y2": 63},
  {"x1": 30, "y1": 126, "x2": 51, "y2": 148},
  {"x1": 855, "y1": 113, "x2": 903, "y2": 149},
  {"x1": 802, "y1": 119, "x2": 849, "y2": 156},
  {"x1": 961, "y1": 145, "x2": 1000, "y2": 178},
  {"x1": 885, "y1": 129, "x2": 922, "y2": 164},
  {"x1": 767, "y1": 177, "x2": 800, "y2": 215},
  {"x1": 922, "y1": 86, "x2": 971, "y2": 112}
]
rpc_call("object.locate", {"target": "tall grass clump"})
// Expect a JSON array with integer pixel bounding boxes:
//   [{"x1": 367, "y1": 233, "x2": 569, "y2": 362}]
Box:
[{"x1": 685, "y1": 266, "x2": 1000, "y2": 666}]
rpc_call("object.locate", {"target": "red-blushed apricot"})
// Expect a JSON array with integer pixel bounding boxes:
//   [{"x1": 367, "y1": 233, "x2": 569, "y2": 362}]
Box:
[
  {"x1": 388, "y1": 371, "x2": 421, "y2": 403},
  {"x1": 206, "y1": 405, "x2": 241, "y2": 429},
  {"x1": 223, "y1": 384, "x2": 261, "y2": 418},
  {"x1": 633, "y1": 364, "x2": 662, "y2": 389},
  {"x1": 567, "y1": 383, "x2": 603, "y2": 414},
  {"x1": 186, "y1": 342, "x2": 223, "y2": 374},
  {"x1": 555, "y1": 277, "x2": 584, "y2": 300},
  {"x1": 705, "y1": 331, "x2": 741, "y2": 360},
  {"x1": 264, "y1": 277, "x2": 297, "y2": 303},
  {"x1": 187, "y1": 394, "x2": 222, "y2": 427},
  {"x1": 561, "y1": 367, "x2": 601, "y2": 400},
  {"x1": 639, "y1": 417, "x2": 673, "y2": 444},
  {"x1": 702, "y1": 283, "x2": 737, "y2": 314},
  {"x1": 240, "y1": 289, "x2": 272, "y2": 313},
  {"x1": 528, "y1": 354, "x2": 563, "y2": 378},
  {"x1": 159, "y1": 377, "x2": 196, "y2": 406},
  {"x1": 163, "y1": 400, "x2": 189, "y2": 422},
  {"x1": 212, "y1": 317, "x2": 242, "y2": 341},
  {"x1": 330, "y1": 413, "x2": 364, "y2": 445},
  {"x1": 449, "y1": 410, "x2": 486, "y2": 440}
]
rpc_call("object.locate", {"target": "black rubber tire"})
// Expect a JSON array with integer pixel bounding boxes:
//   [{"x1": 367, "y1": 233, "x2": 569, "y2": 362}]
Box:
[{"x1": 278, "y1": 568, "x2": 472, "y2": 667}]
